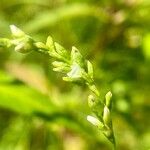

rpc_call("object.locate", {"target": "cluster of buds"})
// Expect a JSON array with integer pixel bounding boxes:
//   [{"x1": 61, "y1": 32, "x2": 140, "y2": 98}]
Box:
[
  {"x1": 43, "y1": 35, "x2": 96, "y2": 85},
  {"x1": 10, "y1": 25, "x2": 35, "y2": 53},
  {"x1": 0, "y1": 25, "x2": 35, "y2": 53},
  {"x1": 87, "y1": 91, "x2": 115, "y2": 144},
  {"x1": 0, "y1": 25, "x2": 116, "y2": 148}
]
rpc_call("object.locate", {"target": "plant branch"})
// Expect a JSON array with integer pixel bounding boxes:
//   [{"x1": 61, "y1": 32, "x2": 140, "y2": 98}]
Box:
[{"x1": 0, "y1": 25, "x2": 116, "y2": 148}]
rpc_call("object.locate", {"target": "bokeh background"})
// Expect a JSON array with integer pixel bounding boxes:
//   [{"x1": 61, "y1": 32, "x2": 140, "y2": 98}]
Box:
[{"x1": 0, "y1": 0, "x2": 150, "y2": 150}]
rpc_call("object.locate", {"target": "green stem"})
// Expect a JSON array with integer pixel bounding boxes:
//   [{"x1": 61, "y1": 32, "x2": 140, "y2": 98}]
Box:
[
  {"x1": 0, "y1": 25, "x2": 116, "y2": 149},
  {"x1": 113, "y1": 143, "x2": 116, "y2": 150}
]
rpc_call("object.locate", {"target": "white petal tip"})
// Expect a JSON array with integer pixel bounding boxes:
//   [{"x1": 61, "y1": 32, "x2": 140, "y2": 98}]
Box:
[
  {"x1": 10, "y1": 25, "x2": 25, "y2": 37},
  {"x1": 87, "y1": 115, "x2": 99, "y2": 126}
]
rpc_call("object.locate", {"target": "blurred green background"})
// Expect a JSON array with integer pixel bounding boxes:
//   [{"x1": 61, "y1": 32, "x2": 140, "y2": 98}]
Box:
[{"x1": 0, "y1": 0, "x2": 150, "y2": 150}]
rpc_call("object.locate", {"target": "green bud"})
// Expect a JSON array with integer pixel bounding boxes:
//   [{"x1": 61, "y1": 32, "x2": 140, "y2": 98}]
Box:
[
  {"x1": 13, "y1": 36, "x2": 34, "y2": 53},
  {"x1": 46, "y1": 36, "x2": 54, "y2": 49},
  {"x1": 34, "y1": 42, "x2": 48, "y2": 50},
  {"x1": 87, "y1": 115, "x2": 104, "y2": 129},
  {"x1": 87, "y1": 60, "x2": 93, "y2": 79},
  {"x1": 0, "y1": 38, "x2": 12, "y2": 47},
  {"x1": 62, "y1": 77, "x2": 74, "y2": 82},
  {"x1": 71, "y1": 46, "x2": 84, "y2": 66},
  {"x1": 105, "y1": 91, "x2": 112, "y2": 108},
  {"x1": 87, "y1": 84, "x2": 100, "y2": 97},
  {"x1": 52, "y1": 61, "x2": 70, "y2": 73},
  {"x1": 88, "y1": 95, "x2": 96, "y2": 108},
  {"x1": 52, "y1": 61, "x2": 66, "y2": 67},
  {"x1": 10, "y1": 25, "x2": 25, "y2": 38},
  {"x1": 9, "y1": 25, "x2": 34, "y2": 53},
  {"x1": 103, "y1": 106, "x2": 111, "y2": 126},
  {"x1": 54, "y1": 42, "x2": 68, "y2": 57},
  {"x1": 53, "y1": 66, "x2": 70, "y2": 73}
]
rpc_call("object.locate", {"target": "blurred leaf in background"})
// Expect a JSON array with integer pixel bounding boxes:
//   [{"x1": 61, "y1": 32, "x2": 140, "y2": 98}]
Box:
[{"x1": 0, "y1": 0, "x2": 150, "y2": 150}]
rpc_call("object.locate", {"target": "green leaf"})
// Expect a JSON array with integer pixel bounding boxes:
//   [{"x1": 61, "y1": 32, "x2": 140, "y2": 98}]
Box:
[
  {"x1": 0, "y1": 84, "x2": 56, "y2": 115},
  {"x1": 23, "y1": 4, "x2": 106, "y2": 33},
  {"x1": 87, "y1": 61, "x2": 94, "y2": 79}
]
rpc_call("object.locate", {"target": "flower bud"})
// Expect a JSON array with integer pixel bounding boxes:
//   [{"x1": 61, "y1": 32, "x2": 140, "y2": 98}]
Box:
[
  {"x1": 53, "y1": 66, "x2": 70, "y2": 73},
  {"x1": 10, "y1": 25, "x2": 25, "y2": 38},
  {"x1": 62, "y1": 77, "x2": 74, "y2": 82},
  {"x1": 87, "y1": 115, "x2": 104, "y2": 129},
  {"x1": 88, "y1": 84, "x2": 100, "y2": 97},
  {"x1": 88, "y1": 95, "x2": 96, "y2": 108},
  {"x1": 87, "y1": 60, "x2": 93, "y2": 79},
  {"x1": 14, "y1": 36, "x2": 34, "y2": 53},
  {"x1": 46, "y1": 36, "x2": 54, "y2": 50},
  {"x1": 0, "y1": 38, "x2": 11, "y2": 47},
  {"x1": 9, "y1": 25, "x2": 34, "y2": 53},
  {"x1": 52, "y1": 61, "x2": 66, "y2": 68},
  {"x1": 54, "y1": 42, "x2": 68, "y2": 57},
  {"x1": 105, "y1": 91, "x2": 112, "y2": 108},
  {"x1": 34, "y1": 42, "x2": 48, "y2": 50},
  {"x1": 103, "y1": 106, "x2": 111, "y2": 126},
  {"x1": 52, "y1": 61, "x2": 70, "y2": 73},
  {"x1": 71, "y1": 46, "x2": 84, "y2": 67}
]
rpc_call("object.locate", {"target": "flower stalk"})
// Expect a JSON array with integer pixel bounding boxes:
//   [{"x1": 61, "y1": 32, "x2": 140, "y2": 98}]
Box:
[{"x1": 0, "y1": 25, "x2": 116, "y2": 148}]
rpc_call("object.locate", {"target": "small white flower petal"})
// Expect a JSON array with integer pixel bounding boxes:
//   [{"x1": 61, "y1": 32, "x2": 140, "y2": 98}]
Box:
[
  {"x1": 87, "y1": 115, "x2": 104, "y2": 129},
  {"x1": 10, "y1": 25, "x2": 25, "y2": 37}
]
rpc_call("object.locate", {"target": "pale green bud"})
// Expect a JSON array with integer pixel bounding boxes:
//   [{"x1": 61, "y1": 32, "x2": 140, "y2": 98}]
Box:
[
  {"x1": 0, "y1": 38, "x2": 12, "y2": 47},
  {"x1": 34, "y1": 42, "x2": 48, "y2": 50},
  {"x1": 88, "y1": 95, "x2": 96, "y2": 108},
  {"x1": 62, "y1": 77, "x2": 74, "y2": 82},
  {"x1": 53, "y1": 66, "x2": 70, "y2": 73},
  {"x1": 87, "y1": 115, "x2": 104, "y2": 129},
  {"x1": 9, "y1": 25, "x2": 34, "y2": 53},
  {"x1": 13, "y1": 36, "x2": 34, "y2": 53},
  {"x1": 105, "y1": 91, "x2": 112, "y2": 108},
  {"x1": 87, "y1": 60, "x2": 93, "y2": 79},
  {"x1": 103, "y1": 106, "x2": 111, "y2": 126},
  {"x1": 10, "y1": 25, "x2": 25, "y2": 38},
  {"x1": 87, "y1": 84, "x2": 100, "y2": 97},
  {"x1": 52, "y1": 61, "x2": 70, "y2": 73},
  {"x1": 46, "y1": 36, "x2": 54, "y2": 49},
  {"x1": 54, "y1": 42, "x2": 68, "y2": 57},
  {"x1": 71, "y1": 46, "x2": 84, "y2": 66},
  {"x1": 52, "y1": 61, "x2": 67, "y2": 68}
]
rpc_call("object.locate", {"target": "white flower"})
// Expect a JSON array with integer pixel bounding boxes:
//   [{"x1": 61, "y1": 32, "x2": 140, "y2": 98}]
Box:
[
  {"x1": 87, "y1": 115, "x2": 104, "y2": 129},
  {"x1": 10, "y1": 25, "x2": 25, "y2": 38},
  {"x1": 67, "y1": 63, "x2": 82, "y2": 79}
]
